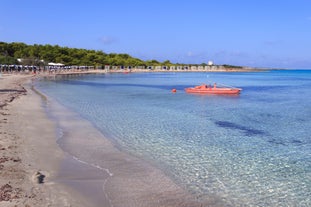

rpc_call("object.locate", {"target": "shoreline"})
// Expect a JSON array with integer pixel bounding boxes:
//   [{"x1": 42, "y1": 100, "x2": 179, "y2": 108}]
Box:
[
  {"x1": 0, "y1": 73, "x2": 91, "y2": 206},
  {"x1": 0, "y1": 73, "x2": 222, "y2": 206},
  {"x1": 46, "y1": 97, "x2": 213, "y2": 207},
  {"x1": 1, "y1": 66, "x2": 270, "y2": 77}
]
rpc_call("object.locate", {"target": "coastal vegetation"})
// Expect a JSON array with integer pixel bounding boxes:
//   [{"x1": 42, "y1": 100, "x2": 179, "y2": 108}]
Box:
[
  {"x1": 0, "y1": 42, "x2": 181, "y2": 67},
  {"x1": 0, "y1": 42, "x2": 242, "y2": 69},
  {"x1": 0, "y1": 42, "x2": 143, "y2": 67}
]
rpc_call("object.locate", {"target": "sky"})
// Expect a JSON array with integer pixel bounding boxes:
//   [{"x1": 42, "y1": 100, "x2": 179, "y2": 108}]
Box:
[{"x1": 1, "y1": 0, "x2": 311, "y2": 69}]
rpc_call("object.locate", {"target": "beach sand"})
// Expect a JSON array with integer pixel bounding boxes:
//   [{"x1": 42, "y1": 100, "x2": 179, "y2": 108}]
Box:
[
  {"x1": 0, "y1": 74, "x2": 90, "y2": 206},
  {"x1": 0, "y1": 73, "x2": 222, "y2": 207}
]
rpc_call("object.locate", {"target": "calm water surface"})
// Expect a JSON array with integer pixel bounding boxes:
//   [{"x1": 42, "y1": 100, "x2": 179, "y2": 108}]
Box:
[{"x1": 37, "y1": 70, "x2": 311, "y2": 206}]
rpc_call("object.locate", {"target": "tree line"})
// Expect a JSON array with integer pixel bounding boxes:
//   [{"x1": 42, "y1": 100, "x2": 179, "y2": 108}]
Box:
[
  {"x1": 0, "y1": 42, "x2": 245, "y2": 69},
  {"x1": 0, "y1": 42, "x2": 180, "y2": 67}
]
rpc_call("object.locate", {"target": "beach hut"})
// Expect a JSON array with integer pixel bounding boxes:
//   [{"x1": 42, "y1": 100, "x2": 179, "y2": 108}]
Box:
[
  {"x1": 155, "y1": 66, "x2": 161, "y2": 70},
  {"x1": 190, "y1": 66, "x2": 198, "y2": 70}
]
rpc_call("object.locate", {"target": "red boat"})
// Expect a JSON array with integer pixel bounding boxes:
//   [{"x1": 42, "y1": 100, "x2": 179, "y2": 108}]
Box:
[{"x1": 185, "y1": 83, "x2": 242, "y2": 95}]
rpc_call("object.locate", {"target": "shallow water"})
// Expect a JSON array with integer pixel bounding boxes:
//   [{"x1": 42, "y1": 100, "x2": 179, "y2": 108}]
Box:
[{"x1": 37, "y1": 70, "x2": 311, "y2": 206}]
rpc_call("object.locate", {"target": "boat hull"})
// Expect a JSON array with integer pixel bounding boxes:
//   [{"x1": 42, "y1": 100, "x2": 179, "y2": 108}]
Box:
[{"x1": 185, "y1": 86, "x2": 241, "y2": 95}]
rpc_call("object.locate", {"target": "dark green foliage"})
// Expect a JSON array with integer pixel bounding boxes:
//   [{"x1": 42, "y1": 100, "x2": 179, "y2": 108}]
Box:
[
  {"x1": 0, "y1": 55, "x2": 18, "y2": 65},
  {"x1": 0, "y1": 42, "x2": 161, "y2": 67},
  {"x1": 1, "y1": 42, "x2": 243, "y2": 68},
  {"x1": 222, "y1": 64, "x2": 243, "y2": 68}
]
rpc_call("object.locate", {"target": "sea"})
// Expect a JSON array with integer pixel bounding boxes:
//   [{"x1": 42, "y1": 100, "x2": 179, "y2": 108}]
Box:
[{"x1": 36, "y1": 70, "x2": 311, "y2": 206}]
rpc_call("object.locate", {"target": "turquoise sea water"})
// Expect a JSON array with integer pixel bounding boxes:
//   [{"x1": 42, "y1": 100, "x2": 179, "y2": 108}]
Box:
[{"x1": 37, "y1": 70, "x2": 311, "y2": 206}]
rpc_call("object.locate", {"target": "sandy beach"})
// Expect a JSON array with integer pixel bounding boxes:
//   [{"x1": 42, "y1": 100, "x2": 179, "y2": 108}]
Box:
[
  {"x1": 0, "y1": 73, "x2": 91, "y2": 206},
  {"x1": 0, "y1": 73, "x2": 221, "y2": 207}
]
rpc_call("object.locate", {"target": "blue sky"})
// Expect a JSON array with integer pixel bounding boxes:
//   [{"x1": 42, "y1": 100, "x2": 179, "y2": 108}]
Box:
[{"x1": 1, "y1": 0, "x2": 311, "y2": 68}]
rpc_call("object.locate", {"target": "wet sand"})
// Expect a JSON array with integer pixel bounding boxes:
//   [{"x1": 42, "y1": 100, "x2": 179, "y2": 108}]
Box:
[{"x1": 0, "y1": 73, "x2": 223, "y2": 207}]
